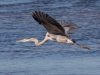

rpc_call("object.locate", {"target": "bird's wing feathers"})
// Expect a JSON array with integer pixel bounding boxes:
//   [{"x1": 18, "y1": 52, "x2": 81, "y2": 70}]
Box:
[
  {"x1": 60, "y1": 20, "x2": 78, "y2": 34},
  {"x1": 31, "y1": 11, "x2": 65, "y2": 34}
]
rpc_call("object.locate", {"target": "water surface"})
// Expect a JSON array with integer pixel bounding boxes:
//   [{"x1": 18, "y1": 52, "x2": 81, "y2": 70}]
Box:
[{"x1": 0, "y1": 0, "x2": 100, "y2": 75}]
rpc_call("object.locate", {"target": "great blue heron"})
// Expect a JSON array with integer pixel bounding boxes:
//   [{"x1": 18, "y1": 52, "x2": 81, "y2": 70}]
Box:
[{"x1": 17, "y1": 10, "x2": 90, "y2": 50}]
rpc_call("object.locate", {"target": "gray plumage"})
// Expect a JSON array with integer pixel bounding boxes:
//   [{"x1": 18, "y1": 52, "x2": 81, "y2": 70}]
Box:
[
  {"x1": 60, "y1": 20, "x2": 78, "y2": 34},
  {"x1": 31, "y1": 10, "x2": 65, "y2": 34}
]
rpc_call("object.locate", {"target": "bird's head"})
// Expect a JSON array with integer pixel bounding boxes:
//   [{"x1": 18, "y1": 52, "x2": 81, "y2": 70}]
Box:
[{"x1": 17, "y1": 38, "x2": 38, "y2": 42}]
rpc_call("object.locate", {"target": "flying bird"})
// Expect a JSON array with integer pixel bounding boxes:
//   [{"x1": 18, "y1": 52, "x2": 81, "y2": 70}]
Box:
[{"x1": 17, "y1": 10, "x2": 90, "y2": 50}]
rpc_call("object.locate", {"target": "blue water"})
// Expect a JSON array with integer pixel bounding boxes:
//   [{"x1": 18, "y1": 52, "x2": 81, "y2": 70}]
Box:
[{"x1": 0, "y1": 0, "x2": 100, "y2": 75}]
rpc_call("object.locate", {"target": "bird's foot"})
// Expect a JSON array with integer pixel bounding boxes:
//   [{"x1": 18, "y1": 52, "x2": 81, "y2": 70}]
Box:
[
  {"x1": 81, "y1": 46, "x2": 90, "y2": 50},
  {"x1": 74, "y1": 43, "x2": 90, "y2": 50}
]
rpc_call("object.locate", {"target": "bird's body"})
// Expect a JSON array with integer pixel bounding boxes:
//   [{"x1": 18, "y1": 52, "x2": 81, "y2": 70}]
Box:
[
  {"x1": 17, "y1": 10, "x2": 90, "y2": 50},
  {"x1": 17, "y1": 32, "x2": 74, "y2": 46}
]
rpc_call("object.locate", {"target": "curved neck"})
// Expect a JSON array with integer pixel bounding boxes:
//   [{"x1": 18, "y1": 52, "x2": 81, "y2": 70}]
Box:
[
  {"x1": 17, "y1": 33, "x2": 49, "y2": 46},
  {"x1": 32, "y1": 38, "x2": 48, "y2": 46}
]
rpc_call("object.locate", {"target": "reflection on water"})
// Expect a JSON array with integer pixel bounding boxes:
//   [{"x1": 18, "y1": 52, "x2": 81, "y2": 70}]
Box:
[{"x1": 0, "y1": 0, "x2": 100, "y2": 75}]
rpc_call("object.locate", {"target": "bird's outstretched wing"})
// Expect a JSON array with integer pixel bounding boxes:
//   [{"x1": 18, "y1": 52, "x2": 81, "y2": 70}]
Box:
[
  {"x1": 60, "y1": 20, "x2": 78, "y2": 35},
  {"x1": 31, "y1": 10, "x2": 65, "y2": 34}
]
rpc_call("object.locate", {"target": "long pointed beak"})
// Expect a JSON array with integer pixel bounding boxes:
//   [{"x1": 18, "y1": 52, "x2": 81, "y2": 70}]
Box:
[
  {"x1": 17, "y1": 40, "x2": 22, "y2": 42},
  {"x1": 17, "y1": 39, "x2": 25, "y2": 42}
]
